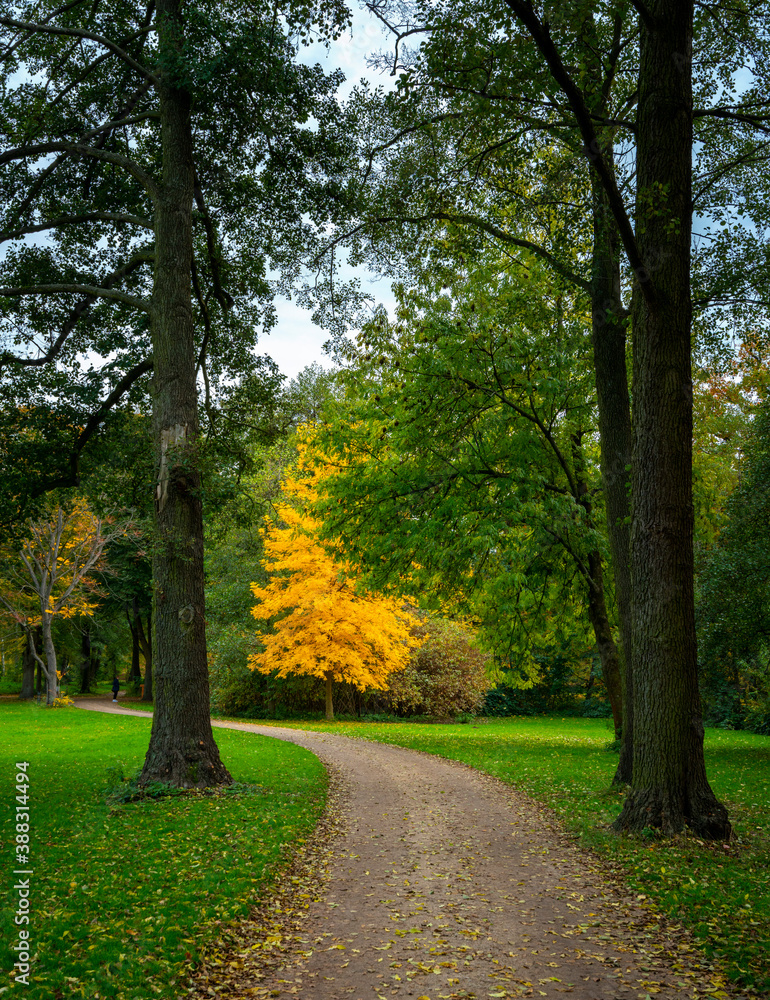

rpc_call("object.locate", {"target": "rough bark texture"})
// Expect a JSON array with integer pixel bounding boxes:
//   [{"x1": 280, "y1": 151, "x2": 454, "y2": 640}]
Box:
[
  {"x1": 613, "y1": 0, "x2": 729, "y2": 838},
  {"x1": 138, "y1": 0, "x2": 231, "y2": 788}
]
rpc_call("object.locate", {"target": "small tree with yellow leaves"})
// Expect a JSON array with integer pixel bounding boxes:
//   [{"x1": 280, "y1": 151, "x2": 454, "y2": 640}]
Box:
[
  {"x1": 249, "y1": 438, "x2": 416, "y2": 721},
  {"x1": 0, "y1": 500, "x2": 126, "y2": 705}
]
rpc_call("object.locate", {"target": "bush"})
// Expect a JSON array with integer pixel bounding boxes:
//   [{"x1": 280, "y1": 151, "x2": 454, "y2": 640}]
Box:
[
  {"x1": 484, "y1": 645, "x2": 611, "y2": 717},
  {"x1": 386, "y1": 615, "x2": 490, "y2": 718}
]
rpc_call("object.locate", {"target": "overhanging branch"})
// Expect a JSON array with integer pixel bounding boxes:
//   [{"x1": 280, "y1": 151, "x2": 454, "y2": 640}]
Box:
[
  {"x1": 1, "y1": 212, "x2": 154, "y2": 242},
  {"x1": 334, "y1": 211, "x2": 591, "y2": 293},
  {"x1": 26, "y1": 357, "x2": 154, "y2": 499},
  {"x1": 0, "y1": 253, "x2": 154, "y2": 368},
  {"x1": 75, "y1": 357, "x2": 154, "y2": 454},
  {"x1": 0, "y1": 16, "x2": 160, "y2": 85},
  {"x1": 0, "y1": 142, "x2": 159, "y2": 201},
  {"x1": 0, "y1": 282, "x2": 150, "y2": 312}
]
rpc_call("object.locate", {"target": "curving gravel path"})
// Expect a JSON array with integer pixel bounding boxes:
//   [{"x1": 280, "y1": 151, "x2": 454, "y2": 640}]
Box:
[{"x1": 76, "y1": 701, "x2": 733, "y2": 1000}]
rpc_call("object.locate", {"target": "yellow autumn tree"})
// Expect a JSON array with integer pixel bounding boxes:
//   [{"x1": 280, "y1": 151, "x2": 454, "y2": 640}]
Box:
[
  {"x1": 0, "y1": 499, "x2": 126, "y2": 704},
  {"x1": 249, "y1": 433, "x2": 416, "y2": 721}
]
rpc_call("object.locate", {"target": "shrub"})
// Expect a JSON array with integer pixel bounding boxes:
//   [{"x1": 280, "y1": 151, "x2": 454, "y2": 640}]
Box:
[{"x1": 386, "y1": 615, "x2": 490, "y2": 718}]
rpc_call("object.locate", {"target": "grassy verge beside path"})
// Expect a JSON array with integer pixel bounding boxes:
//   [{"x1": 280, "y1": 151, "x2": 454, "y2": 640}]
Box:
[
  {"x1": 245, "y1": 715, "x2": 769, "y2": 995},
  {"x1": 0, "y1": 702, "x2": 326, "y2": 999}
]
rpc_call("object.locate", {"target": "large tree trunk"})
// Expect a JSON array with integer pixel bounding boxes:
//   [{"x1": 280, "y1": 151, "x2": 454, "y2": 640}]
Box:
[
  {"x1": 139, "y1": 0, "x2": 230, "y2": 788},
  {"x1": 325, "y1": 670, "x2": 334, "y2": 722},
  {"x1": 613, "y1": 0, "x2": 729, "y2": 838}
]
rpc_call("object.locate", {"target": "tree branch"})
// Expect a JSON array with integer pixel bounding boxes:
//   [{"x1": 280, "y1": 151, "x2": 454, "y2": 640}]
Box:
[
  {"x1": 0, "y1": 16, "x2": 160, "y2": 85},
  {"x1": 627, "y1": 0, "x2": 657, "y2": 31},
  {"x1": 77, "y1": 110, "x2": 161, "y2": 143},
  {"x1": 75, "y1": 357, "x2": 154, "y2": 455},
  {"x1": 193, "y1": 173, "x2": 234, "y2": 312},
  {"x1": 693, "y1": 106, "x2": 770, "y2": 133},
  {"x1": 0, "y1": 253, "x2": 153, "y2": 368},
  {"x1": 361, "y1": 113, "x2": 465, "y2": 183},
  {"x1": 24, "y1": 358, "x2": 154, "y2": 499},
  {"x1": 0, "y1": 282, "x2": 150, "y2": 312},
  {"x1": 1, "y1": 212, "x2": 154, "y2": 243},
  {"x1": 0, "y1": 142, "x2": 159, "y2": 201},
  {"x1": 361, "y1": 211, "x2": 592, "y2": 293},
  {"x1": 500, "y1": 0, "x2": 652, "y2": 304}
]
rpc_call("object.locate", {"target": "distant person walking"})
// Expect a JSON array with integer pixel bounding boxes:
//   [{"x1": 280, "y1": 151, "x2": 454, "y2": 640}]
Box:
[{"x1": 111, "y1": 677, "x2": 120, "y2": 703}]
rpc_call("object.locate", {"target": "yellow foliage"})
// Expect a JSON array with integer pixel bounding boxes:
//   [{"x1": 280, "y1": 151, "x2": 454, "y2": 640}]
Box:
[
  {"x1": 0, "y1": 498, "x2": 108, "y2": 632},
  {"x1": 249, "y1": 430, "x2": 417, "y2": 690}
]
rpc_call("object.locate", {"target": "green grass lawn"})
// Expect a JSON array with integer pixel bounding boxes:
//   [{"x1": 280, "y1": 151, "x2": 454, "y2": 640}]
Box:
[
  {"x1": 3, "y1": 700, "x2": 767, "y2": 995},
  {"x1": 241, "y1": 715, "x2": 770, "y2": 995},
  {"x1": 0, "y1": 702, "x2": 326, "y2": 1000}
]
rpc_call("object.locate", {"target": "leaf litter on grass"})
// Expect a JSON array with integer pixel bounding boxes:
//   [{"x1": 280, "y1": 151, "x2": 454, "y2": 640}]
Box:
[{"x1": 187, "y1": 758, "x2": 351, "y2": 998}]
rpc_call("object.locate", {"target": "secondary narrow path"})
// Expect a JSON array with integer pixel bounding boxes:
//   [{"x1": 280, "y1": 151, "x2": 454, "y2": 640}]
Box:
[{"x1": 76, "y1": 700, "x2": 729, "y2": 1000}]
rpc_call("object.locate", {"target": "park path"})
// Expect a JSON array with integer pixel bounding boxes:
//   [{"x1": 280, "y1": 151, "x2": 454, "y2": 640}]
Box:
[{"x1": 76, "y1": 700, "x2": 728, "y2": 1000}]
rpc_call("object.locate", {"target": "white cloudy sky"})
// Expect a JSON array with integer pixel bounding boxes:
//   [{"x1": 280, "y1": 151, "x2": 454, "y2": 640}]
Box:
[{"x1": 261, "y1": 4, "x2": 399, "y2": 380}]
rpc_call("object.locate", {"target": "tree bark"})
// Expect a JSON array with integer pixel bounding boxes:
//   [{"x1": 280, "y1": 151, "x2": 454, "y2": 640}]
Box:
[
  {"x1": 325, "y1": 670, "x2": 334, "y2": 722},
  {"x1": 128, "y1": 598, "x2": 142, "y2": 684},
  {"x1": 613, "y1": 0, "x2": 729, "y2": 838},
  {"x1": 20, "y1": 627, "x2": 35, "y2": 699},
  {"x1": 138, "y1": 0, "x2": 230, "y2": 787},
  {"x1": 585, "y1": 550, "x2": 623, "y2": 740},
  {"x1": 138, "y1": 614, "x2": 153, "y2": 702},
  {"x1": 79, "y1": 624, "x2": 92, "y2": 693},
  {"x1": 590, "y1": 174, "x2": 634, "y2": 781},
  {"x1": 38, "y1": 614, "x2": 58, "y2": 705},
  {"x1": 571, "y1": 433, "x2": 624, "y2": 737},
  {"x1": 581, "y1": 13, "x2": 635, "y2": 782}
]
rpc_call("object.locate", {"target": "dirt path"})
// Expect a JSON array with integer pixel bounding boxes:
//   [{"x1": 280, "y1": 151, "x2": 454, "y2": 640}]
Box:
[{"x1": 76, "y1": 700, "x2": 731, "y2": 1000}]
